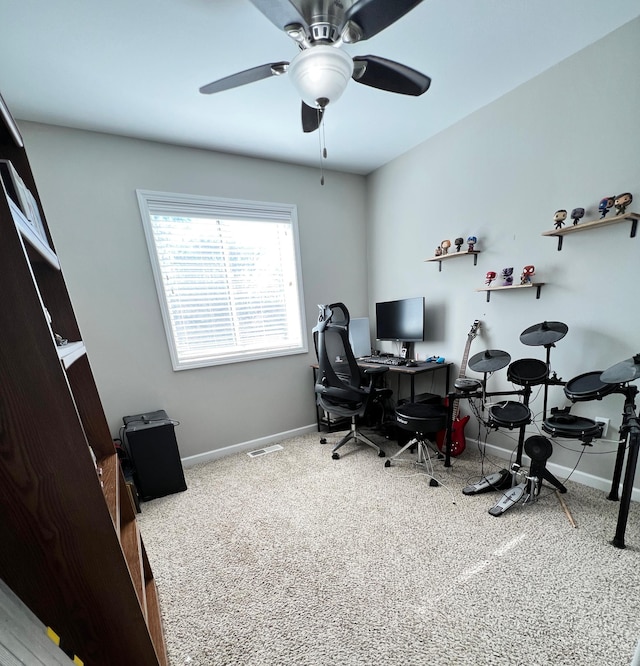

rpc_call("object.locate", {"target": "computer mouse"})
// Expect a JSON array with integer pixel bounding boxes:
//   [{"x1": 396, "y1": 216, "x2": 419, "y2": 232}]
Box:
[{"x1": 405, "y1": 361, "x2": 418, "y2": 367}]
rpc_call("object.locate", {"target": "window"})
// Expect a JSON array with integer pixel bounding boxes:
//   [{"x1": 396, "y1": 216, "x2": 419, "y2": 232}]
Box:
[{"x1": 136, "y1": 190, "x2": 307, "y2": 370}]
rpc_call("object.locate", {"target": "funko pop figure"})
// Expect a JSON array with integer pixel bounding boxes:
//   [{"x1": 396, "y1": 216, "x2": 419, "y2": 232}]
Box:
[
  {"x1": 521, "y1": 265, "x2": 535, "y2": 285},
  {"x1": 501, "y1": 267, "x2": 514, "y2": 286},
  {"x1": 599, "y1": 196, "x2": 615, "y2": 219},
  {"x1": 553, "y1": 209, "x2": 567, "y2": 229},
  {"x1": 467, "y1": 235, "x2": 477, "y2": 251},
  {"x1": 571, "y1": 207, "x2": 585, "y2": 226},
  {"x1": 485, "y1": 270, "x2": 496, "y2": 286},
  {"x1": 454, "y1": 237, "x2": 464, "y2": 252},
  {"x1": 614, "y1": 192, "x2": 633, "y2": 215},
  {"x1": 440, "y1": 239, "x2": 452, "y2": 255}
]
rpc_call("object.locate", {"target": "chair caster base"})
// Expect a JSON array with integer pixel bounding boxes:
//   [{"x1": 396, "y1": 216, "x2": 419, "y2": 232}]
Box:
[
  {"x1": 378, "y1": 449, "x2": 386, "y2": 458},
  {"x1": 384, "y1": 459, "x2": 391, "y2": 467},
  {"x1": 429, "y1": 478, "x2": 439, "y2": 487},
  {"x1": 320, "y1": 438, "x2": 327, "y2": 444},
  {"x1": 332, "y1": 452, "x2": 340, "y2": 460}
]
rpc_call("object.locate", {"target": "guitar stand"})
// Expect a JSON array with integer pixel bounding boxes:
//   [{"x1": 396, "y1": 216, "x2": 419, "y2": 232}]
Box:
[{"x1": 385, "y1": 436, "x2": 441, "y2": 487}]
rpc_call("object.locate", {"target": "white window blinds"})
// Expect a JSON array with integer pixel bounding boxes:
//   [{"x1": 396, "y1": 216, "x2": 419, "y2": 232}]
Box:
[{"x1": 137, "y1": 190, "x2": 307, "y2": 370}]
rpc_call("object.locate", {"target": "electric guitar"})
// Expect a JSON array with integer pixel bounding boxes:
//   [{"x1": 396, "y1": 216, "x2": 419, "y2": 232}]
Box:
[{"x1": 436, "y1": 320, "x2": 481, "y2": 456}]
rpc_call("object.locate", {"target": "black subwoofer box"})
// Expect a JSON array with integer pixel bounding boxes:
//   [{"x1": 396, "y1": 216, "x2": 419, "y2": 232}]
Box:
[{"x1": 123, "y1": 410, "x2": 187, "y2": 501}]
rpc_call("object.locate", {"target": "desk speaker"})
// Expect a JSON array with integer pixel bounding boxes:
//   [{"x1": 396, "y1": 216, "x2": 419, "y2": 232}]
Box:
[{"x1": 123, "y1": 410, "x2": 187, "y2": 501}]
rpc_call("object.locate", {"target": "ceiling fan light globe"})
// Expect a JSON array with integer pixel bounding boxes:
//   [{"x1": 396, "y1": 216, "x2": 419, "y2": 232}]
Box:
[{"x1": 288, "y1": 45, "x2": 354, "y2": 108}]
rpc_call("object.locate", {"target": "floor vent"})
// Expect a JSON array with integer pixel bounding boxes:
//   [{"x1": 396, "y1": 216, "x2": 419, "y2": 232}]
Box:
[{"x1": 247, "y1": 444, "x2": 284, "y2": 458}]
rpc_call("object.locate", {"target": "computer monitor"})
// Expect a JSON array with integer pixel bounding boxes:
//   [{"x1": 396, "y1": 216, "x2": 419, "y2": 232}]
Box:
[{"x1": 375, "y1": 297, "x2": 425, "y2": 342}]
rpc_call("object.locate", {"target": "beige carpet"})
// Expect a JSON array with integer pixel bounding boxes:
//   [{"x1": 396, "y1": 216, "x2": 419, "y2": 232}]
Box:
[{"x1": 138, "y1": 430, "x2": 640, "y2": 666}]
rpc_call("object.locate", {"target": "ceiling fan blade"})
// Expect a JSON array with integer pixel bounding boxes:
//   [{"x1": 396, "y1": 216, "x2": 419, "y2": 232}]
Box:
[
  {"x1": 301, "y1": 102, "x2": 323, "y2": 133},
  {"x1": 344, "y1": 0, "x2": 424, "y2": 41},
  {"x1": 199, "y1": 62, "x2": 289, "y2": 95},
  {"x1": 352, "y1": 55, "x2": 431, "y2": 96},
  {"x1": 249, "y1": 0, "x2": 309, "y2": 33}
]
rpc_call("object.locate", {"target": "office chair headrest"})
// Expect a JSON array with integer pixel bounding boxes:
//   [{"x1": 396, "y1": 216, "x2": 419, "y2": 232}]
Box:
[{"x1": 316, "y1": 302, "x2": 350, "y2": 329}]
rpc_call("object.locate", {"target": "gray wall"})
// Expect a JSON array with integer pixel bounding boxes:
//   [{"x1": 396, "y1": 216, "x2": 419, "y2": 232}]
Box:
[
  {"x1": 366, "y1": 17, "x2": 640, "y2": 490},
  {"x1": 22, "y1": 125, "x2": 368, "y2": 460}
]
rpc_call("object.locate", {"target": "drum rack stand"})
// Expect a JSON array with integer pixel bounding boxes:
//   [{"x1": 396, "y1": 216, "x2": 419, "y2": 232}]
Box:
[
  {"x1": 607, "y1": 384, "x2": 639, "y2": 548},
  {"x1": 484, "y1": 384, "x2": 539, "y2": 516},
  {"x1": 540, "y1": 342, "x2": 566, "y2": 420},
  {"x1": 443, "y1": 383, "x2": 530, "y2": 467},
  {"x1": 447, "y1": 381, "x2": 569, "y2": 516}
]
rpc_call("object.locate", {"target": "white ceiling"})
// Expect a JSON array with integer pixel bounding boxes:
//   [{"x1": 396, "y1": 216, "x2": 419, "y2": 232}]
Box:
[{"x1": 1, "y1": 0, "x2": 638, "y2": 175}]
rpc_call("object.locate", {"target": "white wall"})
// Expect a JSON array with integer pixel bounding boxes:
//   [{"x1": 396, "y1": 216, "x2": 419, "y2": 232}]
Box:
[
  {"x1": 21, "y1": 125, "x2": 368, "y2": 458},
  {"x1": 366, "y1": 17, "x2": 640, "y2": 488}
]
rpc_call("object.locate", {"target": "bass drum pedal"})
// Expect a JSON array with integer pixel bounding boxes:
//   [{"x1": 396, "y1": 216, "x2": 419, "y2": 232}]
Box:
[
  {"x1": 488, "y1": 483, "x2": 526, "y2": 516},
  {"x1": 462, "y1": 468, "x2": 511, "y2": 495}
]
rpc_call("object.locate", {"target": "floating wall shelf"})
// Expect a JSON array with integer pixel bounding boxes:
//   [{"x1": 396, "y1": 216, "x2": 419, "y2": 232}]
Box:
[
  {"x1": 476, "y1": 282, "x2": 545, "y2": 303},
  {"x1": 425, "y1": 249, "x2": 480, "y2": 272},
  {"x1": 542, "y1": 211, "x2": 639, "y2": 250}
]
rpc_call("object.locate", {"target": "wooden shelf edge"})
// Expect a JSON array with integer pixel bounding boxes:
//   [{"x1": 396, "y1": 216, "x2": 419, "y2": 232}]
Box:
[
  {"x1": 425, "y1": 249, "x2": 480, "y2": 262},
  {"x1": 142, "y1": 542, "x2": 169, "y2": 666},
  {"x1": 120, "y1": 477, "x2": 146, "y2": 613},
  {"x1": 541, "y1": 211, "x2": 640, "y2": 237},
  {"x1": 98, "y1": 452, "x2": 120, "y2": 531},
  {"x1": 476, "y1": 282, "x2": 545, "y2": 302},
  {"x1": 476, "y1": 282, "x2": 545, "y2": 293}
]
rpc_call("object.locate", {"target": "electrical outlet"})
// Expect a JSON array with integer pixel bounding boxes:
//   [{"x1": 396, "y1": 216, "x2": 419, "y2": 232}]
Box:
[{"x1": 595, "y1": 417, "x2": 610, "y2": 438}]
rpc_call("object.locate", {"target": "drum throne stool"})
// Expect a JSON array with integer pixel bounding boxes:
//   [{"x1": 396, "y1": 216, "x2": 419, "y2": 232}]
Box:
[{"x1": 385, "y1": 402, "x2": 448, "y2": 486}]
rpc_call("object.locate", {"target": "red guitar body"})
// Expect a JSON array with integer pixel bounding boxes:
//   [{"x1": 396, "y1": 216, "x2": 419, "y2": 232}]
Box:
[
  {"x1": 436, "y1": 320, "x2": 481, "y2": 457},
  {"x1": 436, "y1": 411, "x2": 469, "y2": 457}
]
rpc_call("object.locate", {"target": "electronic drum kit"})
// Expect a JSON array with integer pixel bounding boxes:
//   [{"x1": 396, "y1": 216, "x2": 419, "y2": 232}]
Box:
[{"x1": 453, "y1": 320, "x2": 640, "y2": 546}]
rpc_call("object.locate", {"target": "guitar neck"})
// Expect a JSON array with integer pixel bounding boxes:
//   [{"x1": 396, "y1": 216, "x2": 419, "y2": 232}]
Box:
[
  {"x1": 452, "y1": 321, "x2": 480, "y2": 420},
  {"x1": 459, "y1": 345, "x2": 471, "y2": 380}
]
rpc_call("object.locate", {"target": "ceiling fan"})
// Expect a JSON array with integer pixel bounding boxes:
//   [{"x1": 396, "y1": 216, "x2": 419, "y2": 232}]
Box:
[{"x1": 199, "y1": 0, "x2": 431, "y2": 133}]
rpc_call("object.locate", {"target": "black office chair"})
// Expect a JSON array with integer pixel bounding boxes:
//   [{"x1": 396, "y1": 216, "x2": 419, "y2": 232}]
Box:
[{"x1": 313, "y1": 303, "x2": 391, "y2": 460}]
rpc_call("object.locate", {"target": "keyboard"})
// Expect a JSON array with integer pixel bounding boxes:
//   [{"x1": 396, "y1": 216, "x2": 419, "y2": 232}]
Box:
[{"x1": 360, "y1": 356, "x2": 406, "y2": 366}]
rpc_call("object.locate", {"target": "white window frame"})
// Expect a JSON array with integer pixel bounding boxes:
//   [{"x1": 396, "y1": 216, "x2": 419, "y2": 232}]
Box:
[{"x1": 136, "y1": 189, "x2": 308, "y2": 370}]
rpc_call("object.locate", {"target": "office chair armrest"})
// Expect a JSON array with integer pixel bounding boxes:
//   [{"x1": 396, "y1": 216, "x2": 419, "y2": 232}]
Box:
[
  {"x1": 362, "y1": 365, "x2": 389, "y2": 390},
  {"x1": 362, "y1": 366, "x2": 389, "y2": 377}
]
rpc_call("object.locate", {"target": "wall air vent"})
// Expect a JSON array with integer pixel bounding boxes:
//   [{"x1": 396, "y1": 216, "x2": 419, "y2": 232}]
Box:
[{"x1": 247, "y1": 444, "x2": 284, "y2": 458}]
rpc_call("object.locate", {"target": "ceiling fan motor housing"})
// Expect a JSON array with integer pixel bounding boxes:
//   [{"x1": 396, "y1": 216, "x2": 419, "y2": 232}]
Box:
[{"x1": 288, "y1": 45, "x2": 354, "y2": 108}]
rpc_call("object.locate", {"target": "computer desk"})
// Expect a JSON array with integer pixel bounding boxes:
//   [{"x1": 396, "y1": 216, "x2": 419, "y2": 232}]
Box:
[
  {"x1": 357, "y1": 359, "x2": 452, "y2": 403},
  {"x1": 311, "y1": 360, "x2": 452, "y2": 431}
]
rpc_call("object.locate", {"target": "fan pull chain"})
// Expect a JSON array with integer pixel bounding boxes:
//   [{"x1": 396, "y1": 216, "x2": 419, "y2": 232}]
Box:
[{"x1": 318, "y1": 108, "x2": 327, "y2": 185}]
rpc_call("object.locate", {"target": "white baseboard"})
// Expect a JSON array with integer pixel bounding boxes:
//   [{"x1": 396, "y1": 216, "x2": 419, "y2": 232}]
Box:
[
  {"x1": 474, "y1": 438, "x2": 639, "y2": 502},
  {"x1": 181, "y1": 424, "x2": 318, "y2": 468}
]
